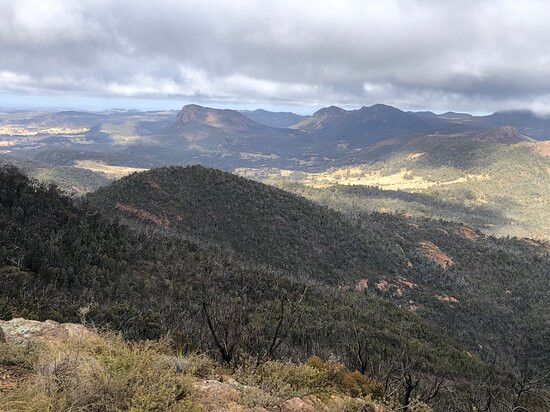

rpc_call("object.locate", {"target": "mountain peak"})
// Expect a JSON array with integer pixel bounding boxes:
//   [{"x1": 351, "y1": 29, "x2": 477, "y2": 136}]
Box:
[
  {"x1": 176, "y1": 104, "x2": 256, "y2": 129},
  {"x1": 312, "y1": 105, "x2": 346, "y2": 117},
  {"x1": 177, "y1": 104, "x2": 217, "y2": 123},
  {"x1": 361, "y1": 103, "x2": 399, "y2": 111}
]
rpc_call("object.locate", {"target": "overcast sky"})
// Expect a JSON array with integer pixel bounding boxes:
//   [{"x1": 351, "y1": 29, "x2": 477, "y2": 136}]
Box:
[{"x1": 1, "y1": 0, "x2": 550, "y2": 114}]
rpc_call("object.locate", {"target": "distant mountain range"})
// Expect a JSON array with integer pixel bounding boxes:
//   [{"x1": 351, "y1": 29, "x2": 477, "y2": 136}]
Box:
[
  {"x1": 1, "y1": 102, "x2": 549, "y2": 239},
  {"x1": 3, "y1": 103, "x2": 550, "y2": 172}
]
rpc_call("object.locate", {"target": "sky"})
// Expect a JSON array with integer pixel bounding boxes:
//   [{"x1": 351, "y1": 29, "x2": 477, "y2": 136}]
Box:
[{"x1": 1, "y1": 0, "x2": 550, "y2": 114}]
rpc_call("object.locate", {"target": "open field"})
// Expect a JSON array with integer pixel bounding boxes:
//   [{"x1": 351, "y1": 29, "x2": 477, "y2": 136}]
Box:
[{"x1": 74, "y1": 160, "x2": 148, "y2": 179}]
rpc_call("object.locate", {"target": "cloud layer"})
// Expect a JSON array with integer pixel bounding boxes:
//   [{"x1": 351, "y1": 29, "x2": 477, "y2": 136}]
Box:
[{"x1": 2, "y1": 0, "x2": 550, "y2": 112}]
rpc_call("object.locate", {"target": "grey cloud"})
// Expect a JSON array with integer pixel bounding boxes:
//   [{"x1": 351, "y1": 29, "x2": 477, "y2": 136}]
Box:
[{"x1": 1, "y1": 0, "x2": 550, "y2": 112}]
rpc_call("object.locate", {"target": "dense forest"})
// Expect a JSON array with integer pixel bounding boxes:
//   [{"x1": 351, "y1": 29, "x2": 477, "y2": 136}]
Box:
[{"x1": 1, "y1": 166, "x2": 549, "y2": 410}]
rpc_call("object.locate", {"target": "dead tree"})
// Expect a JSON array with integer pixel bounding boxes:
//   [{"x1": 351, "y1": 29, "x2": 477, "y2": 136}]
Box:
[{"x1": 263, "y1": 285, "x2": 308, "y2": 361}]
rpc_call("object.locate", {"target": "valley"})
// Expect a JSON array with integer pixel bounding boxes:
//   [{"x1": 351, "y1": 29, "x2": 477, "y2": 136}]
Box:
[{"x1": 1, "y1": 104, "x2": 549, "y2": 410}]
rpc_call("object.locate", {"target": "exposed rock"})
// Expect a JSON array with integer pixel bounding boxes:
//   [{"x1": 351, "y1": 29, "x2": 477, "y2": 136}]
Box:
[
  {"x1": 398, "y1": 277, "x2": 417, "y2": 289},
  {"x1": 0, "y1": 326, "x2": 5, "y2": 343},
  {"x1": 355, "y1": 278, "x2": 369, "y2": 291},
  {"x1": 279, "y1": 395, "x2": 327, "y2": 412},
  {"x1": 194, "y1": 376, "x2": 269, "y2": 412},
  {"x1": 409, "y1": 304, "x2": 421, "y2": 313},
  {"x1": 195, "y1": 379, "x2": 243, "y2": 411},
  {"x1": 458, "y1": 226, "x2": 481, "y2": 241},
  {"x1": 392, "y1": 287, "x2": 404, "y2": 297},
  {"x1": 436, "y1": 295, "x2": 460, "y2": 303},
  {"x1": 0, "y1": 318, "x2": 93, "y2": 345},
  {"x1": 417, "y1": 241, "x2": 454, "y2": 268},
  {"x1": 115, "y1": 202, "x2": 170, "y2": 228},
  {"x1": 375, "y1": 280, "x2": 390, "y2": 292}
]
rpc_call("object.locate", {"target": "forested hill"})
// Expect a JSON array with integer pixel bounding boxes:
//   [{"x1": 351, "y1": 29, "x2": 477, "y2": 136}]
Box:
[
  {"x1": 88, "y1": 165, "x2": 550, "y2": 379},
  {"x1": 0, "y1": 165, "x2": 509, "y2": 411},
  {"x1": 88, "y1": 165, "x2": 404, "y2": 284}
]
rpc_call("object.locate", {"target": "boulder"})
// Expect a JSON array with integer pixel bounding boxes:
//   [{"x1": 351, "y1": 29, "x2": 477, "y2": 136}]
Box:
[
  {"x1": 0, "y1": 318, "x2": 93, "y2": 345},
  {"x1": 279, "y1": 395, "x2": 328, "y2": 412},
  {"x1": 195, "y1": 379, "x2": 242, "y2": 411}
]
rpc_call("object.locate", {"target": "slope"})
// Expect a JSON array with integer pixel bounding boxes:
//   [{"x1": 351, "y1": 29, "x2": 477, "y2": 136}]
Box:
[
  {"x1": 1, "y1": 165, "x2": 515, "y2": 412},
  {"x1": 87, "y1": 165, "x2": 550, "y2": 377}
]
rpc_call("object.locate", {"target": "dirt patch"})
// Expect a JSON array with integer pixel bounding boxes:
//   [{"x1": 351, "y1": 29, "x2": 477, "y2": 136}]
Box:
[
  {"x1": 116, "y1": 202, "x2": 170, "y2": 228},
  {"x1": 417, "y1": 241, "x2": 454, "y2": 268}
]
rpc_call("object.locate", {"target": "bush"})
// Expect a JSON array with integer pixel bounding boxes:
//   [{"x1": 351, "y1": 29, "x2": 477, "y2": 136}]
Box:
[
  {"x1": 236, "y1": 355, "x2": 383, "y2": 403},
  {"x1": 307, "y1": 356, "x2": 384, "y2": 399}
]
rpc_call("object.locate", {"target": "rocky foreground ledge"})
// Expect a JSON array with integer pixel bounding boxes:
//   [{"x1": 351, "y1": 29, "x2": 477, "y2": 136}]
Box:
[
  {"x1": 0, "y1": 318, "x2": 93, "y2": 344},
  {"x1": 0, "y1": 319, "x2": 392, "y2": 412}
]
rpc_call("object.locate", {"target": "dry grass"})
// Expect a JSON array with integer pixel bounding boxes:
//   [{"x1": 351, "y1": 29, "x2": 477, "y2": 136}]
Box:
[
  {"x1": 74, "y1": 160, "x2": 148, "y2": 179},
  {"x1": 239, "y1": 166, "x2": 489, "y2": 191},
  {"x1": 0, "y1": 334, "x2": 200, "y2": 411}
]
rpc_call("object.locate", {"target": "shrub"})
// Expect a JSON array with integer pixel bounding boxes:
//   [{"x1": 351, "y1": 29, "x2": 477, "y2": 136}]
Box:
[
  {"x1": 236, "y1": 355, "x2": 383, "y2": 403},
  {"x1": 307, "y1": 356, "x2": 384, "y2": 399}
]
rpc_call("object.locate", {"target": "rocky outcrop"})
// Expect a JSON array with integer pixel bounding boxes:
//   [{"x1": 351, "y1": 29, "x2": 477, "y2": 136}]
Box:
[
  {"x1": 417, "y1": 241, "x2": 454, "y2": 268},
  {"x1": 0, "y1": 318, "x2": 93, "y2": 345},
  {"x1": 279, "y1": 395, "x2": 327, "y2": 412}
]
